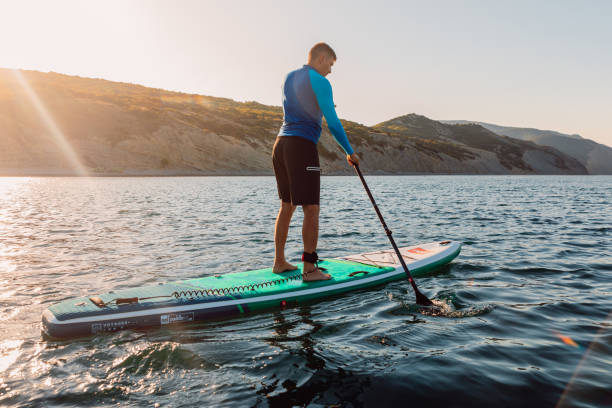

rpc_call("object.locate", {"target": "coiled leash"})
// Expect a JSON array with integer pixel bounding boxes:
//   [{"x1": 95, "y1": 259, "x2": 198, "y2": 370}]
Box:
[{"x1": 89, "y1": 255, "x2": 330, "y2": 308}]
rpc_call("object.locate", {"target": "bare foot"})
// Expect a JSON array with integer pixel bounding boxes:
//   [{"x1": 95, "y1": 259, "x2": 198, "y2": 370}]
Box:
[
  {"x1": 303, "y1": 268, "x2": 331, "y2": 282},
  {"x1": 273, "y1": 261, "x2": 298, "y2": 274}
]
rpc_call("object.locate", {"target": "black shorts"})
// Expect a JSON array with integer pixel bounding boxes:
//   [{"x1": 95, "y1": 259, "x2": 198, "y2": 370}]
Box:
[{"x1": 272, "y1": 136, "x2": 320, "y2": 205}]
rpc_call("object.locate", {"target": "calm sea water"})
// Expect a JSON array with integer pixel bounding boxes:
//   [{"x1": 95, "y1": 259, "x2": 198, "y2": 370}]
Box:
[{"x1": 0, "y1": 176, "x2": 610, "y2": 407}]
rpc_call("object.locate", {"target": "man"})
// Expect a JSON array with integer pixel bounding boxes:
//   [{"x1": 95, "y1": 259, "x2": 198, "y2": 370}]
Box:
[{"x1": 272, "y1": 42, "x2": 360, "y2": 282}]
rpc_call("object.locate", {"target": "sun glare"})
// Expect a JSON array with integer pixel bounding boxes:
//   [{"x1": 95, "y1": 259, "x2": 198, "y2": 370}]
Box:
[
  {"x1": 11, "y1": 70, "x2": 89, "y2": 176},
  {"x1": 0, "y1": 340, "x2": 23, "y2": 373}
]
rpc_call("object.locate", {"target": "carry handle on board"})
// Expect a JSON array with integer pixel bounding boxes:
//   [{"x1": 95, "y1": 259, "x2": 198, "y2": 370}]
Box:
[{"x1": 352, "y1": 163, "x2": 434, "y2": 307}]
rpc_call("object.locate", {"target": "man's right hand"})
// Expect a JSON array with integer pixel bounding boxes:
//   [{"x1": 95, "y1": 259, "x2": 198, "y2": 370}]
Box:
[{"x1": 347, "y1": 153, "x2": 360, "y2": 167}]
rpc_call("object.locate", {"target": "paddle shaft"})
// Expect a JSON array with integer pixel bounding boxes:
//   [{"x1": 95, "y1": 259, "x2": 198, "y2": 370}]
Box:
[{"x1": 352, "y1": 164, "x2": 433, "y2": 305}]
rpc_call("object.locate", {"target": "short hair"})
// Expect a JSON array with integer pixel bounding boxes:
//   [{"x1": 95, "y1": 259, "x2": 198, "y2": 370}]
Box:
[{"x1": 308, "y1": 42, "x2": 337, "y2": 61}]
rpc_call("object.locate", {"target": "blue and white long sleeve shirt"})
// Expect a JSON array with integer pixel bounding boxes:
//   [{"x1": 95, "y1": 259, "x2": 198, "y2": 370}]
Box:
[{"x1": 278, "y1": 65, "x2": 354, "y2": 155}]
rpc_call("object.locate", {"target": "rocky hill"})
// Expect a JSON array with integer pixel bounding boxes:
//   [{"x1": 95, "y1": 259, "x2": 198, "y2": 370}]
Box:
[
  {"x1": 0, "y1": 69, "x2": 589, "y2": 175},
  {"x1": 442, "y1": 120, "x2": 612, "y2": 174},
  {"x1": 374, "y1": 115, "x2": 586, "y2": 174}
]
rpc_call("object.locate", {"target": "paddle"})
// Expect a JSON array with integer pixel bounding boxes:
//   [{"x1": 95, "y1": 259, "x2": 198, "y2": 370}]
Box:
[{"x1": 352, "y1": 163, "x2": 434, "y2": 307}]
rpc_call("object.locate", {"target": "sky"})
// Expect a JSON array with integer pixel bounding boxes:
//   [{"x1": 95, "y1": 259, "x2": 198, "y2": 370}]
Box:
[{"x1": 1, "y1": 0, "x2": 611, "y2": 147}]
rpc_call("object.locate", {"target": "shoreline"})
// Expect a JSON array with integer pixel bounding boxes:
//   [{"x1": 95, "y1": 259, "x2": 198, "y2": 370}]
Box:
[{"x1": 0, "y1": 168, "x2": 605, "y2": 177}]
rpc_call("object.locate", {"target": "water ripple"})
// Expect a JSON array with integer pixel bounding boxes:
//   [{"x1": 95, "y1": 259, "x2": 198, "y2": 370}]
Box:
[{"x1": 0, "y1": 175, "x2": 610, "y2": 407}]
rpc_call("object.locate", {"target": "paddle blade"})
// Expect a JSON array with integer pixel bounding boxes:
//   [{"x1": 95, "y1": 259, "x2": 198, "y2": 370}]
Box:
[
  {"x1": 406, "y1": 274, "x2": 435, "y2": 306},
  {"x1": 415, "y1": 289, "x2": 435, "y2": 307}
]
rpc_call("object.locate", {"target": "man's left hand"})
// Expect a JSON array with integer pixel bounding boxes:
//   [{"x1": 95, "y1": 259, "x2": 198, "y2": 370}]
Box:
[{"x1": 347, "y1": 153, "x2": 360, "y2": 167}]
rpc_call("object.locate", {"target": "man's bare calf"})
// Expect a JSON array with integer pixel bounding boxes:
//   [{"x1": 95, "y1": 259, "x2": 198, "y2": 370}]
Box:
[
  {"x1": 273, "y1": 201, "x2": 298, "y2": 273},
  {"x1": 272, "y1": 201, "x2": 330, "y2": 281},
  {"x1": 301, "y1": 204, "x2": 330, "y2": 281}
]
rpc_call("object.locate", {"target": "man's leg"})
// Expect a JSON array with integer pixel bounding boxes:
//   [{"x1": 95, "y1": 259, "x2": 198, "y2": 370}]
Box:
[
  {"x1": 302, "y1": 204, "x2": 330, "y2": 281},
  {"x1": 273, "y1": 200, "x2": 298, "y2": 273}
]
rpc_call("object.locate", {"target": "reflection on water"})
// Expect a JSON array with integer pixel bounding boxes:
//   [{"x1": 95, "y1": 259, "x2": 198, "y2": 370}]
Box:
[{"x1": 0, "y1": 175, "x2": 610, "y2": 407}]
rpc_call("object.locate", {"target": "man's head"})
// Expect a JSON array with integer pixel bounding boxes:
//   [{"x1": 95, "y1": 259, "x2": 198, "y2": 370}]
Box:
[{"x1": 307, "y1": 42, "x2": 336, "y2": 77}]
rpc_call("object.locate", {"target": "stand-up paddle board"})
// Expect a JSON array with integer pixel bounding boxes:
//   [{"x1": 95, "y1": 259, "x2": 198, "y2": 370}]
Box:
[{"x1": 42, "y1": 240, "x2": 460, "y2": 338}]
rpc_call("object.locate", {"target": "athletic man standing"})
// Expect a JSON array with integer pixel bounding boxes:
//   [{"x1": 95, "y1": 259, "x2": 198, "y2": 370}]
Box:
[{"x1": 272, "y1": 42, "x2": 360, "y2": 281}]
